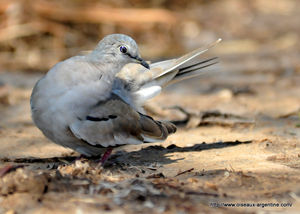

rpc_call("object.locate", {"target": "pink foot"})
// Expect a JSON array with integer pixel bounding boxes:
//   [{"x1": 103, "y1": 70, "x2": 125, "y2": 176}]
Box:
[
  {"x1": 0, "y1": 165, "x2": 13, "y2": 177},
  {"x1": 97, "y1": 147, "x2": 113, "y2": 167},
  {"x1": 0, "y1": 165, "x2": 23, "y2": 177}
]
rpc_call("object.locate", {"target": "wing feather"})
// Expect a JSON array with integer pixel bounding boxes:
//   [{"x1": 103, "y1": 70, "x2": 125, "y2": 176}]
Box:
[{"x1": 69, "y1": 96, "x2": 176, "y2": 147}]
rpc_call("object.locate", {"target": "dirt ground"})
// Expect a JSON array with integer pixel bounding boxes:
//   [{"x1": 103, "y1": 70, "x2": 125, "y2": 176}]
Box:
[
  {"x1": 0, "y1": 57, "x2": 300, "y2": 213},
  {"x1": 1, "y1": 0, "x2": 300, "y2": 213}
]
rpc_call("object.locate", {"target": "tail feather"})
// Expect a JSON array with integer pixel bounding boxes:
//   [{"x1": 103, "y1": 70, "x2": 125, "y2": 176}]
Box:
[
  {"x1": 177, "y1": 57, "x2": 218, "y2": 74},
  {"x1": 123, "y1": 39, "x2": 221, "y2": 105},
  {"x1": 150, "y1": 38, "x2": 222, "y2": 81},
  {"x1": 168, "y1": 57, "x2": 219, "y2": 85}
]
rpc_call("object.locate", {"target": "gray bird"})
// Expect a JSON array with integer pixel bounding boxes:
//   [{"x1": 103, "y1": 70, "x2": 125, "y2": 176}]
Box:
[{"x1": 30, "y1": 34, "x2": 220, "y2": 162}]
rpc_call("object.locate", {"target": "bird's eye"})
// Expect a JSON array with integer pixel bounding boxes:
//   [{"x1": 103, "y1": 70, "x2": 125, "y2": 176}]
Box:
[{"x1": 119, "y1": 46, "x2": 127, "y2": 54}]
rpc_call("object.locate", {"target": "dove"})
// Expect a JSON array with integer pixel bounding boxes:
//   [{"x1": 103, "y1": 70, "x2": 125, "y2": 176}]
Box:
[{"x1": 30, "y1": 34, "x2": 221, "y2": 163}]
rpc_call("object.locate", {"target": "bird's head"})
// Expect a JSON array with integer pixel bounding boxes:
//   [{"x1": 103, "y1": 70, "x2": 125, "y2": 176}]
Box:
[{"x1": 90, "y1": 34, "x2": 149, "y2": 69}]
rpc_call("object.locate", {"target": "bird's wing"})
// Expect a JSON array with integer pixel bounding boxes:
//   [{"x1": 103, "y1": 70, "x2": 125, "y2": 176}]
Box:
[
  {"x1": 69, "y1": 95, "x2": 176, "y2": 147},
  {"x1": 150, "y1": 38, "x2": 221, "y2": 82},
  {"x1": 116, "y1": 39, "x2": 221, "y2": 104}
]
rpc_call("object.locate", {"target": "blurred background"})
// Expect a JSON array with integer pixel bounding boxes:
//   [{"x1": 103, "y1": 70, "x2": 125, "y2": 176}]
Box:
[
  {"x1": 0, "y1": 0, "x2": 299, "y2": 72},
  {"x1": 1, "y1": 1, "x2": 300, "y2": 213},
  {"x1": 0, "y1": 0, "x2": 299, "y2": 129}
]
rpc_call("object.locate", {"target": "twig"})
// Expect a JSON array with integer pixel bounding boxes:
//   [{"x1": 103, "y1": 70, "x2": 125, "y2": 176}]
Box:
[
  {"x1": 147, "y1": 173, "x2": 165, "y2": 179},
  {"x1": 175, "y1": 168, "x2": 194, "y2": 177}
]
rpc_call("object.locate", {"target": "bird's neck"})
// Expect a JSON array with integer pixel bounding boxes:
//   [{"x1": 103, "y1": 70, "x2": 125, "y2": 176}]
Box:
[{"x1": 87, "y1": 52, "x2": 125, "y2": 75}]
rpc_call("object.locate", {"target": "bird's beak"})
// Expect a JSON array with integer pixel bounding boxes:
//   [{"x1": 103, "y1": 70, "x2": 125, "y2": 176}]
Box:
[
  {"x1": 134, "y1": 56, "x2": 150, "y2": 69},
  {"x1": 126, "y1": 53, "x2": 150, "y2": 69}
]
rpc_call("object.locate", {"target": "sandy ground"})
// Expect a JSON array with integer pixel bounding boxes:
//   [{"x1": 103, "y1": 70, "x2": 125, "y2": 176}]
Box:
[
  {"x1": 1, "y1": 0, "x2": 300, "y2": 213},
  {"x1": 0, "y1": 61, "x2": 300, "y2": 214}
]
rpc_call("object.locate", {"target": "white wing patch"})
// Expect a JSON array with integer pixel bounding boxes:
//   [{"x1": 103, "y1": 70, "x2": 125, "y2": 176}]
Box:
[{"x1": 133, "y1": 85, "x2": 162, "y2": 104}]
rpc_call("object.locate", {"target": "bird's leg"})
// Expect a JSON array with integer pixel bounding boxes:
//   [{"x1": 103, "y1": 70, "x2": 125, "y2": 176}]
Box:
[
  {"x1": 0, "y1": 165, "x2": 13, "y2": 177},
  {"x1": 97, "y1": 147, "x2": 113, "y2": 167},
  {"x1": 0, "y1": 165, "x2": 24, "y2": 177}
]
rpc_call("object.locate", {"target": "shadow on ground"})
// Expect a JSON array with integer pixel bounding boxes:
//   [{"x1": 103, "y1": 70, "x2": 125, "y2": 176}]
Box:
[{"x1": 0, "y1": 140, "x2": 252, "y2": 167}]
